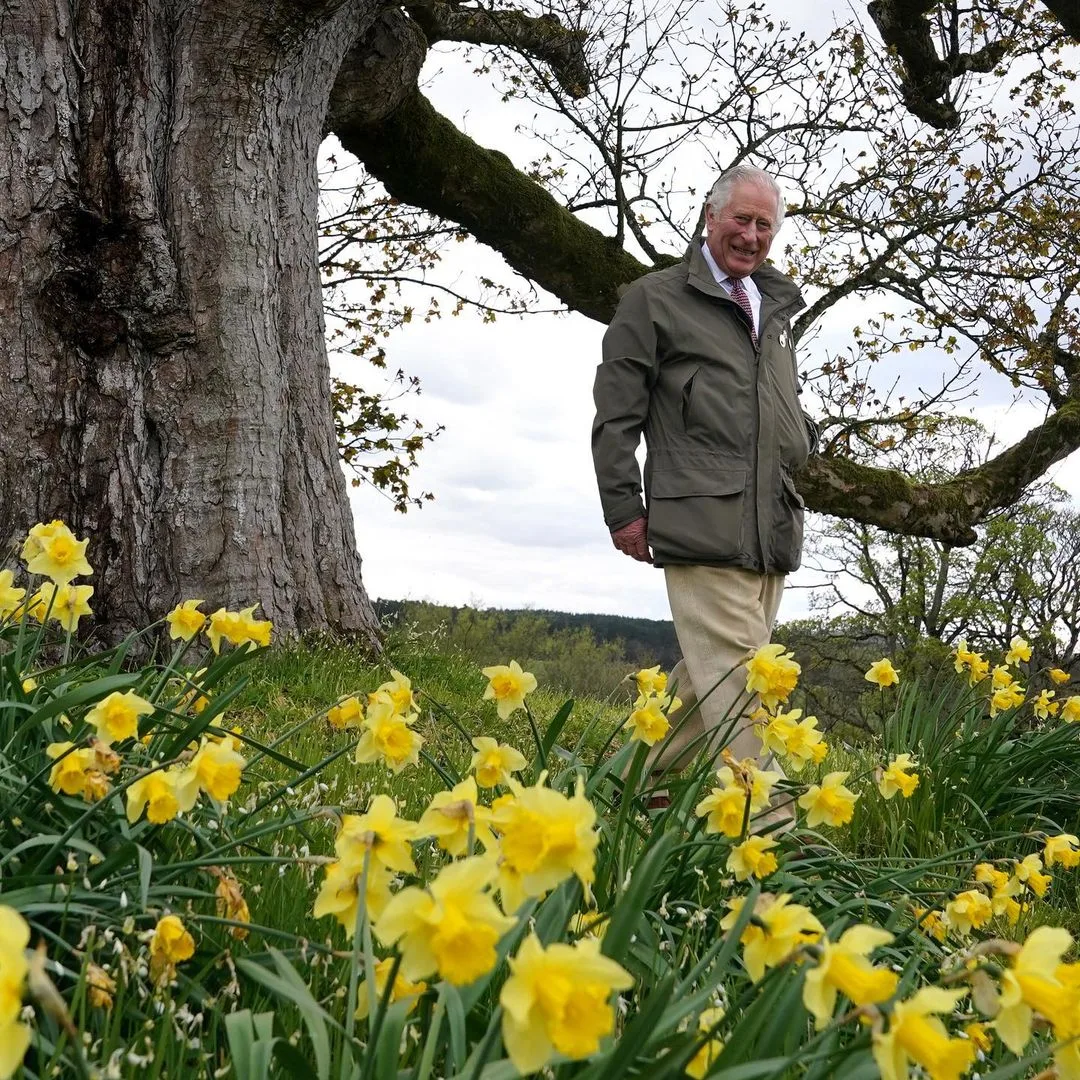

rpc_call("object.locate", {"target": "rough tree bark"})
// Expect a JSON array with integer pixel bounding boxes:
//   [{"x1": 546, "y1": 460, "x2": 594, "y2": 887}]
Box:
[{"x1": 0, "y1": 0, "x2": 391, "y2": 642}]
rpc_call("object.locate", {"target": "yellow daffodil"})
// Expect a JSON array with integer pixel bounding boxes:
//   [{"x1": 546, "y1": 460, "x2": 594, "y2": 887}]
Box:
[
  {"x1": 374, "y1": 669, "x2": 418, "y2": 715},
  {"x1": 481, "y1": 661, "x2": 538, "y2": 719},
  {"x1": 417, "y1": 777, "x2": 495, "y2": 856},
  {"x1": 994, "y1": 925, "x2": 1076, "y2": 1054},
  {"x1": 944, "y1": 890, "x2": 993, "y2": 936},
  {"x1": 126, "y1": 767, "x2": 198, "y2": 824},
  {"x1": 872, "y1": 986, "x2": 975, "y2": 1080},
  {"x1": 911, "y1": 905, "x2": 949, "y2": 943},
  {"x1": 569, "y1": 910, "x2": 607, "y2": 940},
  {"x1": 745, "y1": 643, "x2": 801, "y2": 710},
  {"x1": 327, "y1": 696, "x2": 364, "y2": 731},
  {"x1": 149, "y1": 914, "x2": 195, "y2": 981},
  {"x1": 1013, "y1": 853, "x2": 1052, "y2": 898},
  {"x1": 165, "y1": 599, "x2": 206, "y2": 641},
  {"x1": 964, "y1": 1020, "x2": 993, "y2": 1053},
  {"x1": 313, "y1": 859, "x2": 395, "y2": 935},
  {"x1": 214, "y1": 871, "x2": 251, "y2": 940},
  {"x1": 990, "y1": 682, "x2": 1025, "y2": 717},
  {"x1": 803, "y1": 925, "x2": 899, "y2": 1029},
  {"x1": 0, "y1": 906, "x2": 31, "y2": 1077},
  {"x1": 974, "y1": 862, "x2": 1010, "y2": 893},
  {"x1": 86, "y1": 690, "x2": 154, "y2": 746},
  {"x1": 336, "y1": 795, "x2": 420, "y2": 875},
  {"x1": 354, "y1": 957, "x2": 427, "y2": 1021},
  {"x1": 1006, "y1": 635, "x2": 1033, "y2": 666},
  {"x1": 716, "y1": 760, "x2": 782, "y2": 812},
  {"x1": 727, "y1": 835, "x2": 779, "y2": 881},
  {"x1": 354, "y1": 700, "x2": 423, "y2": 773},
  {"x1": 1063, "y1": 696, "x2": 1080, "y2": 723},
  {"x1": 187, "y1": 735, "x2": 245, "y2": 801},
  {"x1": 953, "y1": 639, "x2": 980, "y2": 674},
  {"x1": 634, "y1": 664, "x2": 668, "y2": 699},
  {"x1": 1033, "y1": 689, "x2": 1059, "y2": 719},
  {"x1": 1049, "y1": 667, "x2": 1071, "y2": 685},
  {"x1": 0, "y1": 571, "x2": 26, "y2": 620},
  {"x1": 499, "y1": 932, "x2": 633, "y2": 1074},
  {"x1": 1045, "y1": 834, "x2": 1080, "y2": 869},
  {"x1": 491, "y1": 775, "x2": 599, "y2": 912},
  {"x1": 375, "y1": 856, "x2": 515, "y2": 986},
  {"x1": 755, "y1": 708, "x2": 827, "y2": 772},
  {"x1": 991, "y1": 664, "x2": 1015, "y2": 690},
  {"x1": 864, "y1": 658, "x2": 900, "y2": 688},
  {"x1": 46, "y1": 742, "x2": 96, "y2": 796},
  {"x1": 206, "y1": 606, "x2": 272, "y2": 653},
  {"x1": 25, "y1": 581, "x2": 94, "y2": 631},
  {"x1": 878, "y1": 753, "x2": 919, "y2": 799},
  {"x1": 695, "y1": 783, "x2": 748, "y2": 838},
  {"x1": 798, "y1": 771, "x2": 859, "y2": 828},
  {"x1": 686, "y1": 1007, "x2": 726, "y2": 1080},
  {"x1": 720, "y1": 894, "x2": 824, "y2": 982},
  {"x1": 469, "y1": 736, "x2": 528, "y2": 788},
  {"x1": 625, "y1": 692, "x2": 672, "y2": 745},
  {"x1": 968, "y1": 655, "x2": 990, "y2": 686},
  {"x1": 23, "y1": 521, "x2": 93, "y2": 584}
]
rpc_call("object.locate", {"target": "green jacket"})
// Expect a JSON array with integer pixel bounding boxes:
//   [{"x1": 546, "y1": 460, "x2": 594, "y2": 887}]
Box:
[{"x1": 592, "y1": 242, "x2": 811, "y2": 573}]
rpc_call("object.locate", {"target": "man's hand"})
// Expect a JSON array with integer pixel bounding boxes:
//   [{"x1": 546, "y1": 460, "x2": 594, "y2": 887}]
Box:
[{"x1": 611, "y1": 517, "x2": 652, "y2": 563}]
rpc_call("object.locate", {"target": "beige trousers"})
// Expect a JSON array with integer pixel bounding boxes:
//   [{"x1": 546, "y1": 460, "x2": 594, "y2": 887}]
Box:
[{"x1": 649, "y1": 565, "x2": 785, "y2": 778}]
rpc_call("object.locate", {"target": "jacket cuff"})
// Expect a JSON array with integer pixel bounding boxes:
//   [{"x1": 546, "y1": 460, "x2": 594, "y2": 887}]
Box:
[{"x1": 605, "y1": 499, "x2": 647, "y2": 532}]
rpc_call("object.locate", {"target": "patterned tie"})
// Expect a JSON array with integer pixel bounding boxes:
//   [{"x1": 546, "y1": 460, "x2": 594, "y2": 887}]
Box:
[{"x1": 728, "y1": 277, "x2": 758, "y2": 346}]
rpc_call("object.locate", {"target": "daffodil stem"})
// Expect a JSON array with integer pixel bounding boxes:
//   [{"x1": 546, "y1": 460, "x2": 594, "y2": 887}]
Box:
[
  {"x1": 467, "y1": 818, "x2": 476, "y2": 859},
  {"x1": 343, "y1": 849, "x2": 373, "y2": 1073},
  {"x1": 599, "y1": 740, "x2": 649, "y2": 900},
  {"x1": 525, "y1": 702, "x2": 546, "y2": 771},
  {"x1": 462, "y1": 1006, "x2": 503, "y2": 1080},
  {"x1": 415, "y1": 988, "x2": 446, "y2": 1080}
]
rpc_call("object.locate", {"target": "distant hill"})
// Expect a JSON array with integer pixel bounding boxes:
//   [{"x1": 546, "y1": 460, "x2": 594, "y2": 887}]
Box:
[{"x1": 374, "y1": 599, "x2": 681, "y2": 669}]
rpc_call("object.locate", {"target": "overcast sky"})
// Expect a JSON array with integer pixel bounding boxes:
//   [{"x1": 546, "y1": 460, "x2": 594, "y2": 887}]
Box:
[{"x1": 328, "y1": 4, "x2": 1080, "y2": 626}]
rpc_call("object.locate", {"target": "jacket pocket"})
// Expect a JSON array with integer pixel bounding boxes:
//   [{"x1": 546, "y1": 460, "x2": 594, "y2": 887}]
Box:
[
  {"x1": 770, "y1": 470, "x2": 805, "y2": 572},
  {"x1": 646, "y1": 467, "x2": 746, "y2": 562}
]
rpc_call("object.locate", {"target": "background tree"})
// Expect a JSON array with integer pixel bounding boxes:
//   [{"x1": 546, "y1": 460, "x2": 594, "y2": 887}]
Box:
[{"x1": 4, "y1": 0, "x2": 1080, "y2": 639}]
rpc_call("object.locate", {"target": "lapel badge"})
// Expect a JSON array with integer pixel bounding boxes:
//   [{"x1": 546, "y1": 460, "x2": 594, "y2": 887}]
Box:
[{"x1": 778, "y1": 329, "x2": 789, "y2": 349}]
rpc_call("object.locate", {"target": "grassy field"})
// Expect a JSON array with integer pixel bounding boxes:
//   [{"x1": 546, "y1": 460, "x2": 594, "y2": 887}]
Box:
[{"x1": 6, "y1": 605, "x2": 1080, "y2": 1080}]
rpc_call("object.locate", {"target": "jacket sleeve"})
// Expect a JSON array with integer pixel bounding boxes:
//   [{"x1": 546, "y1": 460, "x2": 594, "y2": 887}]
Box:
[{"x1": 592, "y1": 281, "x2": 660, "y2": 530}]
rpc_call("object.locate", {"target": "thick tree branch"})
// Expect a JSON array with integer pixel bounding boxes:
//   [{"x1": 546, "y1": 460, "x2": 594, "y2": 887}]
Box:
[
  {"x1": 332, "y1": 61, "x2": 1080, "y2": 547},
  {"x1": 1041, "y1": 0, "x2": 1080, "y2": 39},
  {"x1": 403, "y1": 1, "x2": 590, "y2": 97},
  {"x1": 798, "y1": 399, "x2": 1080, "y2": 543},
  {"x1": 334, "y1": 88, "x2": 653, "y2": 322}
]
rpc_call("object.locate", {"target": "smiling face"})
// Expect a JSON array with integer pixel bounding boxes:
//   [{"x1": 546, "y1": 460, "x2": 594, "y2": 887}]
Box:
[{"x1": 704, "y1": 181, "x2": 780, "y2": 278}]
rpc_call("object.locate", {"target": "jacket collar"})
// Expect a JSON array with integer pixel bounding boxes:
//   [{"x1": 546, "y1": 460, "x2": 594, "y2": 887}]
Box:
[{"x1": 683, "y1": 240, "x2": 804, "y2": 313}]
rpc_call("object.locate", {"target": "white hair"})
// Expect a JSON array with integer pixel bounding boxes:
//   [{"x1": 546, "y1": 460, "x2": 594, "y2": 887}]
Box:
[{"x1": 706, "y1": 166, "x2": 785, "y2": 229}]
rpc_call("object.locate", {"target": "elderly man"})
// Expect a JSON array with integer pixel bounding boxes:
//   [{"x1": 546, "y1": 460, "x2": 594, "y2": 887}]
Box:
[{"x1": 592, "y1": 164, "x2": 813, "y2": 799}]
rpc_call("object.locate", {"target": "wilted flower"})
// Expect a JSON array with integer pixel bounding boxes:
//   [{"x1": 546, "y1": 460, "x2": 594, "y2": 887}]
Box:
[
  {"x1": 469, "y1": 736, "x2": 528, "y2": 788},
  {"x1": 481, "y1": 661, "x2": 538, "y2": 719},
  {"x1": 499, "y1": 932, "x2": 633, "y2": 1073},
  {"x1": 213, "y1": 871, "x2": 251, "y2": 940},
  {"x1": 84, "y1": 962, "x2": 116, "y2": 1010}
]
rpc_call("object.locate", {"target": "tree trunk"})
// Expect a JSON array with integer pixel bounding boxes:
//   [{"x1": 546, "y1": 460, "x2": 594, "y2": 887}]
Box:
[{"x1": 0, "y1": 0, "x2": 382, "y2": 645}]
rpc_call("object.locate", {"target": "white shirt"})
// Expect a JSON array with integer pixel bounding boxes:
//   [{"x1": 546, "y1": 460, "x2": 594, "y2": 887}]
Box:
[{"x1": 701, "y1": 241, "x2": 762, "y2": 336}]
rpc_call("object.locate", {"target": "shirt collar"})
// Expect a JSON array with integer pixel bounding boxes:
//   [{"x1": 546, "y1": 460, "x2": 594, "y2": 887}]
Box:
[{"x1": 700, "y1": 242, "x2": 760, "y2": 300}]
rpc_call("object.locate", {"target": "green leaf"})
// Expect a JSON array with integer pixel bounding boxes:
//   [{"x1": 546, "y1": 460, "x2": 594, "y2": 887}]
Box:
[{"x1": 601, "y1": 829, "x2": 677, "y2": 961}]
